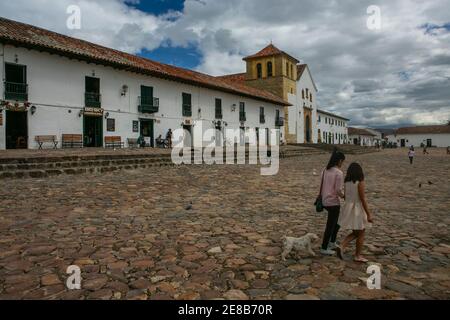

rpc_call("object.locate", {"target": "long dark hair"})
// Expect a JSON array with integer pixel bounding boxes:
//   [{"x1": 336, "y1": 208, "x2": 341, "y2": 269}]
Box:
[
  {"x1": 345, "y1": 162, "x2": 365, "y2": 183},
  {"x1": 326, "y1": 148, "x2": 345, "y2": 170}
]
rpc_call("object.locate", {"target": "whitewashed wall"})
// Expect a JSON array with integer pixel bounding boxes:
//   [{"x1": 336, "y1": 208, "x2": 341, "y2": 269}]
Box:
[
  {"x1": 349, "y1": 134, "x2": 375, "y2": 146},
  {"x1": 316, "y1": 111, "x2": 348, "y2": 144},
  {"x1": 295, "y1": 67, "x2": 318, "y2": 143},
  {"x1": 0, "y1": 45, "x2": 283, "y2": 149},
  {"x1": 387, "y1": 133, "x2": 450, "y2": 147}
]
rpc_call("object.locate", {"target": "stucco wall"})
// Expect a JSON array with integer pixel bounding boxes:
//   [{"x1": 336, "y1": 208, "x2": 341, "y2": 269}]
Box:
[
  {"x1": 0, "y1": 45, "x2": 284, "y2": 149},
  {"x1": 386, "y1": 133, "x2": 450, "y2": 147}
]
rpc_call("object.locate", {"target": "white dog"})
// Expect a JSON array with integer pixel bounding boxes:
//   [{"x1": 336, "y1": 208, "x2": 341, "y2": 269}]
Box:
[{"x1": 281, "y1": 233, "x2": 319, "y2": 261}]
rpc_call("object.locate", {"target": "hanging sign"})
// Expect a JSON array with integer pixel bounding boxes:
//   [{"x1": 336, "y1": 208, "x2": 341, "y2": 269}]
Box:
[{"x1": 83, "y1": 107, "x2": 104, "y2": 117}]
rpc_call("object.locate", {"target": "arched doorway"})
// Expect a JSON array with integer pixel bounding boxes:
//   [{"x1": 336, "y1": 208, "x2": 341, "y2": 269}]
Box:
[{"x1": 305, "y1": 115, "x2": 311, "y2": 143}]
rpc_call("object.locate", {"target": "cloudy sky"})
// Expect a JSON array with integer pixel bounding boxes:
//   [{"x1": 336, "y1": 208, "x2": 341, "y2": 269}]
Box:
[{"x1": 1, "y1": 0, "x2": 449, "y2": 127}]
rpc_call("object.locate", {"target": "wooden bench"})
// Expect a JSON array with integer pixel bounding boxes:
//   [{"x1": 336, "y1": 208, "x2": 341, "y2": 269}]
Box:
[
  {"x1": 105, "y1": 136, "x2": 124, "y2": 148},
  {"x1": 127, "y1": 138, "x2": 139, "y2": 148},
  {"x1": 62, "y1": 134, "x2": 83, "y2": 148},
  {"x1": 35, "y1": 135, "x2": 58, "y2": 149}
]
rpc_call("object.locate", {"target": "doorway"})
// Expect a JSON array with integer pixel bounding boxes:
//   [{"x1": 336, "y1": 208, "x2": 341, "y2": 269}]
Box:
[
  {"x1": 140, "y1": 119, "x2": 154, "y2": 147},
  {"x1": 83, "y1": 116, "x2": 103, "y2": 147},
  {"x1": 183, "y1": 125, "x2": 193, "y2": 148},
  {"x1": 400, "y1": 139, "x2": 406, "y2": 147},
  {"x1": 5, "y1": 110, "x2": 28, "y2": 149},
  {"x1": 239, "y1": 127, "x2": 246, "y2": 146},
  {"x1": 426, "y1": 139, "x2": 432, "y2": 147},
  {"x1": 305, "y1": 115, "x2": 311, "y2": 143},
  {"x1": 215, "y1": 125, "x2": 223, "y2": 147}
]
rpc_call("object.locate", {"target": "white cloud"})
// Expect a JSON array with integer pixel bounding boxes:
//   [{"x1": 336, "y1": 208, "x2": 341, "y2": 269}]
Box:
[{"x1": 1, "y1": 0, "x2": 450, "y2": 126}]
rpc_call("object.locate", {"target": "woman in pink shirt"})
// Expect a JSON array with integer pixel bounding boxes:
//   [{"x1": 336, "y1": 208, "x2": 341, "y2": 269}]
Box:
[{"x1": 318, "y1": 150, "x2": 346, "y2": 255}]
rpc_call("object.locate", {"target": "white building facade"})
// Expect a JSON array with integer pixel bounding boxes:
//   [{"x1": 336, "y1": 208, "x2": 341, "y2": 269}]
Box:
[
  {"x1": 386, "y1": 125, "x2": 450, "y2": 148},
  {"x1": 316, "y1": 109, "x2": 349, "y2": 144},
  {"x1": 0, "y1": 19, "x2": 287, "y2": 150},
  {"x1": 288, "y1": 64, "x2": 319, "y2": 144},
  {"x1": 348, "y1": 127, "x2": 376, "y2": 146}
]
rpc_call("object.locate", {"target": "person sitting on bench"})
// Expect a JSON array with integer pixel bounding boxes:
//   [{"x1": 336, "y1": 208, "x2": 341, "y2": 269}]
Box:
[{"x1": 156, "y1": 135, "x2": 167, "y2": 148}]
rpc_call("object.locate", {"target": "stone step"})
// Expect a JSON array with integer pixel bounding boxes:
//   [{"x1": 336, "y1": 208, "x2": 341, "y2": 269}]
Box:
[
  {"x1": 0, "y1": 161, "x2": 178, "y2": 180},
  {"x1": 0, "y1": 147, "x2": 327, "y2": 179},
  {"x1": 0, "y1": 157, "x2": 173, "y2": 171}
]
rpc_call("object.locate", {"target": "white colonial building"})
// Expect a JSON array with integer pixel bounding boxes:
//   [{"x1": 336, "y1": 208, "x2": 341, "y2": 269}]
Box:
[
  {"x1": 0, "y1": 17, "x2": 288, "y2": 150},
  {"x1": 316, "y1": 109, "x2": 349, "y2": 144},
  {"x1": 386, "y1": 125, "x2": 450, "y2": 148},
  {"x1": 348, "y1": 127, "x2": 377, "y2": 146}
]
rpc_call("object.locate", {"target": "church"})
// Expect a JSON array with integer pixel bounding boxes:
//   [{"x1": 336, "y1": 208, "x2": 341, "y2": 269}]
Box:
[
  {"x1": 0, "y1": 17, "x2": 347, "y2": 150},
  {"x1": 218, "y1": 44, "x2": 349, "y2": 145}
]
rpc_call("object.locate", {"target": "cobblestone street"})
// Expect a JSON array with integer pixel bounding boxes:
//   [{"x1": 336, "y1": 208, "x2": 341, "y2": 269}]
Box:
[{"x1": 0, "y1": 149, "x2": 449, "y2": 300}]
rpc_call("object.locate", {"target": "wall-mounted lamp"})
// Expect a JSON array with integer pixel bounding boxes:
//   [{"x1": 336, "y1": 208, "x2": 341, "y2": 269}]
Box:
[
  {"x1": 104, "y1": 112, "x2": 110, "y2": 119},
  {"x1": 92, "y1": 70, "x2": 96, "y2": 77},
  {"x1": 121, "y1": 84, "x2": 128, "y2": 96},
  {"x1": 30, "y1": 105, "x2": 37, "y2": 115},
  {"x1": 14, "y1": 54, "x2": 19, "y2": 63},
  {"x1": 79, "y1": 110, "x2": 84, "y2": 117},
  {"x1": 231, "y1": 104, "x2": 236, "y2": 112}
]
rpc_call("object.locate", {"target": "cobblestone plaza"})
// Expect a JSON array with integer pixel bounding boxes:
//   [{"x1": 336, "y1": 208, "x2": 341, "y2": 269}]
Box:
[{"x1": 0, "y1": 149, "x2": 449, "y2": 300}]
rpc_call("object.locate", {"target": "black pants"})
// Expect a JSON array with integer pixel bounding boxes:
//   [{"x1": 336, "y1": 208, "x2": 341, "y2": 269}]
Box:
[
  {"x1": 322, "y1": 206, "x2": 341, "y2": 250},
  {"x1": 409, "y1": 157, "x2": 413, "y2": 164}
]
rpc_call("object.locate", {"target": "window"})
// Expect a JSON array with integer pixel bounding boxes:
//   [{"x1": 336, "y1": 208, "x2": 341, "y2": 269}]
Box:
[
  {"x1": 267, "y1": 62, "x2": 273, "y2": 77},
  {"x1": 5, "y1": 63, "x2": 28, "y2": 101},
  {"x1": 85, "y1": 76, "x2": 101, "y2": 108},
  {"x1": 139, "y1": 85, "x2": 158, "y2": 113},
  {"x1": 290, "y1": 64, "x2": 293, "y2": 79},
  {"x1": 260, "y1": 107, "x2": 265, "y2": 123},
  {"x1": 239, "y1": 102, "x2": 246, "y2": 121},
  {"x1": 318, "y1": 115, "x2": 321, "y2": 122},
  {"x1": 107, "y1": 118, "x2": 115, "y2": 132},
  {"x1": 257, "y1": 63, "x2": 262, "y2": 79},
  {"x1": 310, "y1": 94, "x2": 313, "y2": 102},
  {"x1": 325, "y1": 117, "x2": 328, "y2": 124},
  {"x1": 215, "y1": 98, "x2": 222, "y2": 119},
  {"x1": 302, "y1": 90, "x2": 305, "y2": 99},
  {"x1": 132, "y1": 121, "x2": 139, "y2": 133},
  {"x1": 305, "y1": 88, "x2": 309, "y2": 98},
  {"x1": 182, "y1": 93, "x2": 192, "y2": 117},
  {"x1": 286, "y1": 62, "x2": 289, "y2": 77}
]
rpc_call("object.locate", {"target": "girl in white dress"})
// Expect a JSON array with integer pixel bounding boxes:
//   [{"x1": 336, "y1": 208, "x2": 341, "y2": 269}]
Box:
[{"x1": 336, "y1": 163, "x2": 374, "y2": 263}]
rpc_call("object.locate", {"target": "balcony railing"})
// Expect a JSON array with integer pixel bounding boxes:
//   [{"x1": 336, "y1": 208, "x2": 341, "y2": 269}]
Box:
[
  {"x1": 275, "y1": 117, "x2": 284, "y2": 127},
  {"x1": 215, "y1": 111, "x2": 223, "y2": 119},
  {"x1": 260, "y1": 115, "x2": 265, "y2": 124},
  {"x1": 85, "y1": 92, "x2": 101, "y2": 108},
  {"x1": 4, "y1": 81, "x2": 28, "y2": 101},
  {"x1": 239, "y1": 112, "x2": 246, "y2": 122},
  {"x1": 138, "y1": 96, "x2": 159, "y2": 114},
  {"x1": 182, "y1": 104, "x2": 192, "y2": 117}
]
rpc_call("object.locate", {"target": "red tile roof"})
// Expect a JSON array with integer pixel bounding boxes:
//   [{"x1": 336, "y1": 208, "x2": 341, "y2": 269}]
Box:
[
  {"x1": 348, "y1": 127, "x2": 376, "y2": 136},
  {"x1": 243, "y1": 44, "x2": 300, "y2": 63},
  {"x1": 0, "y1": 17, "x2": 290, "y2": 107},
  {"x1": 216, "y1": 73, "x2": 246, "y2": 83},
  {"x1": 395, "y1": 125, "x2": 450, "y2": 135},
  {"x1": 317, "y1": 109, "x2": 349, "y2": 121}
]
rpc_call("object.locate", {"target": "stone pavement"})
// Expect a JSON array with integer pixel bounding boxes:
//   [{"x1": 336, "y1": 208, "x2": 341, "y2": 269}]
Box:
[{"x1": 0, "y1": 148, "x2": 449, "y2": 300}]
